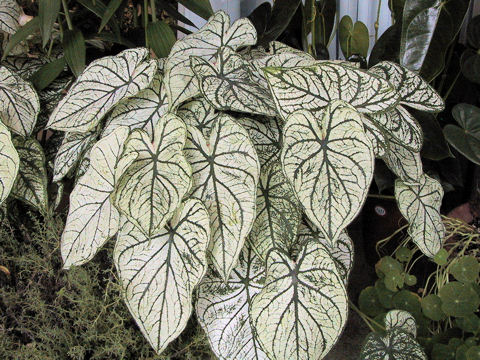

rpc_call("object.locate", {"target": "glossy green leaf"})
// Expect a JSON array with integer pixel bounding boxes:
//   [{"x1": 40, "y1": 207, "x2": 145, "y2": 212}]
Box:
[
  {"x1": 421, "y1": 294, "x2": 446, "y2": 321},
  {"x1": 450, "y1": 256, "x2": 480, "y2": 283},
  {"x1": 395, "y1": 175, "x2": 445, "y2": 257},
  {"x1": 48, "y1": 48, "x2": 157, "y2": 132},
  {"x1": 249, "y1": 241, "x2": 348, "y2": 360},
  {"x1": 439, "y1": 282, "x2": 480, "y2": 318},
  {"x1": 359, "y1": 286, "x2": 385, "y2": 317},
  {"x1": 63, "y1": 29, "x2": 86, "y2": 78},
  {"x1": 39, "y1": 0, "x2": 60, "y2": 47},
  {"x1": 112, "y1": 113, "x2": 192, "y2": 238},
  {"x1": 456, "y1": 314, "x2": 480, "y2": 333},
  {"x1": 281, "y1": 102, "x2": 374, "y2": 245},
  {"x1": 146, "y1": 21, "x2": 176, "y2": 58},
  {"x1": 0, "y1": 120, "x2": 19, "y2": 205},
  {"x1": 393, "y1": 291, "x2": 422, "y2": 317},
  {"x1": 61, "y1": 127, "x2": 129, "y2": 268},
  {"x1": 184, "y1": 114, "x2": 260, "y2": 281},
  {"x1": 115, "y1": 199, "x2": 210, "y2": 353}
]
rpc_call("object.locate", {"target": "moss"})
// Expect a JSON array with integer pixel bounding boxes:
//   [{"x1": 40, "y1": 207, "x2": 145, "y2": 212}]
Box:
[{"x1": 0, "y1": 212, "x2": 213, "y2": 359}]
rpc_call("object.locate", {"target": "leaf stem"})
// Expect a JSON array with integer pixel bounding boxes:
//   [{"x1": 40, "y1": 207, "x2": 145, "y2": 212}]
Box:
[
  {"x1": 61, "y1": 0, "x2": 73, "y2": 30},
  {"x1": 150, "y1": 0, "x2": 157, "y2": 22},
  {"x1": 375, "y1": 0, "x2": 382, "y2": 42}
]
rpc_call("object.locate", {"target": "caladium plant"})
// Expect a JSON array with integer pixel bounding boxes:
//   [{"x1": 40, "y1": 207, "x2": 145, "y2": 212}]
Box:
[{"x1": 0, "y1": 9, "x2": 447, "y2": 360}]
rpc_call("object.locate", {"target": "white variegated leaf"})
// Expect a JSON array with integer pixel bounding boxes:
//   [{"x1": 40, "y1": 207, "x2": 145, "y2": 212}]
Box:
[
  {"x1": 239, "y1": 116, "x2": 282, "y2": 168},
  {"x1": 269, "y1": 41, "x2": 312, "y2": 56},
  {"x1": 165, "y1": 11, "x2": 257, "y2": 110},
  {"x1": 0, "y1": 66, "x2": 40, "y2": 136},
  {"x1": 360, "y1": 329, "x2": 427, "y2": 360},
  {"x1": 47, "y1": 48, "x2": 157, "y2": 132},
  {"x1": 297, "y1": 218, "x2": 354, "y2": 282},
  {"x1": 383, "y1": 136, "x2": 423, "y2": 184},
  {"x1": 368, "y1": 105, "x2": 422, "y2": 152},
  {"x1": 112, "y1": 113, "x2": 192, "y2": 237},
  {"x1": 282, "y1": 101, "x2": 374, "y2": 245},
  {"x1": 177, "y1": 97, "x2": 218, "y2": 138},
  {"x1": 191, "y1": 46, "x2": 276, "y2": 116},
  {"x1": 2, "y1": 56, "x2": 47, "y2": 79},
  {"x1": 362, "y1": 115, "x2": 389, "y2": 158},
  {"x1": 248, "y1": 160, "x2": 302, "y2": 261},
  {"x1": 61, "y1": 127, "x2": 129, "y2": 269},
  {"x1": 395, "y1": 175, "x2": 445, "y2": 257},
  {"x1": 264, "y1": 62, "x2": 399, "y2": 120},
  {"x1": 249, "y1": 241, "x2": 348, "y2": 360},
  {"x1": 11, "y1": 137, "x2": 48, "y2": 213},
  {"x1": 0, "y1": 0, "x2": 20, "y2": 34},
  {"x1": 115, "y1": 199, "x2": 210, "y2": 354},
  {"x1": 184, "y1": 115, "x2": 260, "y2": 281},
  {"x1": 370, "y1": 61, "x2": 444, "y2": 113},
  {"x1": 37, "y1": 76, "x2": 73, "y2": 131},
  {"x1": 0, "y1": 120, "x2": 19, "y2": 205},
  {"x1": 103, "y1": 68, "x2": 167, "y2": 138},
  {"x1": 385, "y1": 310, "x2": 417, "y2": 338},
  {"x1": 53, "y1": 131, "x2": 97, "y2": 182},
  {"x1": 196, "y1": 246, "x2": 267, "y2": 360}
]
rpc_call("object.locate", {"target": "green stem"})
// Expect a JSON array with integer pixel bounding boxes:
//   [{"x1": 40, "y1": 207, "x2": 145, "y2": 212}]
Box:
[
  {"x1": 375, "y1": 0, "x2": 382, "y2": 42},
  {"x1": 368, "y1": 194, "x2": 395, "y2": 200},
  {"x1": 61, "y1": 0, "x2": 73, "y2": 30},
  {"x1": 143, "y1": 0, "x2": 149, "y2": 46},
  {"x1": 442, "y1": 70, "x2": 461, "y2": 101},
  {"x1": 349, "y1": 300, "x2": 386, "y2": 332},
  {"x1": 150, "y1": 0, "x2": 157, "y2": 22}
]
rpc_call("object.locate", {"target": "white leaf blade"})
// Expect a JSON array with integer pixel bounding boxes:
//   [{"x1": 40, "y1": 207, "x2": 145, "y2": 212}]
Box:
[
  {"x1": 177, "y1": 97, "x2": 218, "y2": 138},
  {"x1": 0, "y1": 120, "x2": 19, "y2": 205},
  {"x1": 0, "y1": 0, "x2": 20, "y2": 34},
  {"x1": 385, "y1": 310, "x2": 417, "y2": 338},
  {"x1": 383, "y1": 136, "x2": 423, "y2": 184}
]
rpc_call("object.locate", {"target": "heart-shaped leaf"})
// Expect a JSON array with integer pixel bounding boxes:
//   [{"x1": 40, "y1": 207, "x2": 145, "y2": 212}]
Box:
[
  {"x1": 0, "y1": 120, "x2": 19, "y2": 205},
  {"x1": 0, "y1": 66, "x2": 40, "y2": 137},
  {"x1": 47, "y1": 48, "x2": 157, "y2": 132},
  {"x1": 103, "y1": 66, "x2": 168, "y2": 138},
  {"x1": 0, "y1": 0, "x2": 20, "y2": 34},
  {"x1": 165, "y1": 11, "x2": 256, "y2": 110},
  {"x1": 249, "y1": 241, "x2": 348, "y2": 360},
  {"x1": 177, "y1": 97, "x2": 218, "y2": 138},
  {"x1": 115, "y1": 199, "x2": 210, "y2": 354},
  {"x1": 11, "y1": 137, "x2": 48, "y2": 213},
  {"x1": 369, "y1": 61, "x2": 444, "y2": 112},
  {"x1": 395, "y1": 174, "x2": 445, "y2": 257},
  {"x1": 184, "y1": 115, "x2": 260, "y2": 281},
  {"x1": 248, "y1": 160, "x2": 302, "y2": 261},
  {"x1": 61, "y1": 126, "x2": 129, "y2": 269},
  {"x1": 385, "y1": 310, "x2": 417, "y2": 338},
  {"x1": 263, "y1": 62, "x2": 399, "y2": 120},
  {"x1": 281, "y1": 101, "x2": 374, "y2": 245},
  {"x1": 192, "y1": 46, "x2": 276, "y2": 116},
  {"x1": 112, "y1": 113, "x2": 192, "y2": 238},
  {"x1": 339, "y1": 15, "x2": 370, "y2": 58},
  {"x1": 196, "y1": 246, "x2": 267, "y2": 360}
]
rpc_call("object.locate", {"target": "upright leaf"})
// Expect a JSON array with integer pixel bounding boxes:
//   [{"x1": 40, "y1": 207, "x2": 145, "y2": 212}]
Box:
[
  {"x1": 264, "y1": 62, "x2": 399, "y2": 120},
  {"x1": 165, "y1": 11, "x2": 256, "y2": 110},
  {"x1": 63, "y1": 29, "x2": 86, "y2": 77},
  {"x1": 184, "y1": 114, "x2": 260, "y2": 281},
  {"x1": 0, "y1": 66, "x2": 40, "y2": 137},
  {"x1": 0, "y1": 121, "x2": 19, "y2": 205},
  {"x1": 47, "y1": 48, "x2": 157, "y2": 132},
  {"x1": 61, "y1": 127, "x2": 129, "y2": 269},
  {"x1": 112, "y1": 113, "x2": 192, "y2": 237},
  {"x1": 11, "y1": 137, "x2": 48, "y2": 213},
  {"x1": 0, "y1": 0, "x2": 20, "y2": 34},
  {"x1": 281, "y1": 102, "x2": 374, "y2": 245},
  {"x1": 248, "y1": 160, "x2": 302, "y2": 261},
  {"x1": 258, "y1": 0, "x2": 301, "y2": 45},
  {"x1": 249, "y1": 241, "x2": 348, "y2": 360},
  {"x1": 39, "y1": 0, "x2": 61, "y2": 48},
  {"x1": 191, "y1": 46, "x2": 276, "y2": 116},
  {"x1": 395, "y1": 175, "x2": 445, "y2": 257},
  {"x1": 146, "y1": 21, "x2": 176, "y2": 58},
  {"x1": 115, "y1": 199, "x2": 210, "y2": 353},
  {"x1": 196, "y1": 246, "x2": 267, "y2": 360}
]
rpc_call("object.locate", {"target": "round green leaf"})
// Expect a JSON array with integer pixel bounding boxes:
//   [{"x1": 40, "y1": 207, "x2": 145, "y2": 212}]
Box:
[
  {"x1": 467, "y1": 346, "x2": 480, "y2": 360},
  {"x1": 432, "y1": 343, "x2": 456, "y2": 360},
  {"x1": 421, "y1": 294, "x2": 446, "y2": 321},
  {"x1": 377, "y1": 256, "x2": 404, "y2": 275},
  {"x1": 456, "y1": 314, "x2": 480, "y2": 334},
  {"x1": 384, "y1": 270, "x2": 405, "y2": 291},
  {"x1": 434, "y1": 248, "x2": 449, "y2": 265},
  {"x1": 396, "y1": 247, "x2": 413, "y2": 263},
  {"x1": 393, "y1": 290, "x2": 422, "y2": 316},
  {"x1": 450, "y1": 256, "x2": 480, "y2": 283},
  {"x1": 405, "y1": 274, "x2": 417, "y2": 286},
  {"x1": 439, "y1": 282, "x2": 480, "y2": 317},
  {"x1": 375, "y1": 280, "x2": 396, "y2": 309},
  {"x1": 360, "y1": 286, "x2": 385, "y2": 317}
]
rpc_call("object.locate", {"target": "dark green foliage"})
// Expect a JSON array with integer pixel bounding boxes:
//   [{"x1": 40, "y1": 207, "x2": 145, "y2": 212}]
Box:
[{"x1": 0, "y1": 213, "x2": 213, "y2": 359}]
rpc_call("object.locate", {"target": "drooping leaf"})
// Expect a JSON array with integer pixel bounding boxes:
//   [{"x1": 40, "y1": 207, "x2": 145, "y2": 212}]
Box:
[
  {"x1": 264, "y1": 62, "x2": 399, "y2": 120},
  {"x1": 249, "y1": 241, "x2": 348, "y2": 360},
  {"x1": 2, "y1": 56, "x2": 46, "y2": 79},
  {"x1": 248, "y1": 160, "x2": 302, "y2": 261},
  {"x1": 360, "y1": 328, "x2": 427, "y2": 360},
  {"x1": 362, "y1": 115, "x2": 389, "y2": 158},
  {"x1": 177, "y1": 97, "x2": 217, "y2": 138},
  {"x1": 239, "y1": 116, "x2": 282, "y2": 168},
  {"x1": 0, "y1": 66, "x2": 40, "y2": 137},
  {"x1": 115, "y1": 199, "x2": 210, "y2": 353},
  {"x1": 98, "y1": 0, "x2": 122, "y2": 33},
  {"x1": 281, "y1": 102, "x2": 374, "y2": 245},
  {"x1": 63, "y1": 29, "x2": 86, "y2": 78},
  {"x1": 395, "y1": 175, "x2": 445, "y2": 257},
  {"x1": 384, "y1": 310, "x2": 417, "y2": 338},
  {"x1": 165, "y1": 11, "x2": 256, "y2": 110},
  {"x1": 112, "y1": 113, "x2": 192, "y2": 238},
  {"x1": 184, "y1": 114, "x2": 260, "y2": 281},
  {"x1": 47, "y1": 48, "x2": 157, "y2": 132},
  {"x1": 369, "y1": 61, "x2": 444, "y2": 113},
  {"x1": 191, "y1": 46, "x2": 277, "y2": 116},
  {"x1": 196, "y1": 246, "x2": 267, "y2": 360},
  {"x1": 11, "y1": 137, "x2": 48, "y2": 213},
  {"x1": 53, "y1": 131, "x2": 97, "y2": 182},
  {"x1": 297, "y1": 218, "x2": 354, "y2": 282},
  {"x1": 103, "y1": 68, "x2": 167, "y2": 138},
  {"x1": 0, "y1": 120, "x2": 19, "y2": 205},
  {"x1": 39, "y1": 0, "x2": 60, "y2": 48},
  {"x1": 30, "y1": 57, "x2": 67, "y2": 91},
  {"x1": 368, "y1": 105, "x2": 423, "y2": 152},
  {"x1": 383, "y1": 136, "x2": 423, "y2": 184},
  {"x1": 61, "y1": 127, "x2": 129, "y2": 269},
  {"x1": 258, "y1": 0, "x2": 301, "y2": 45},
  {"x1": 0, "y1": 0, "x2": 20, "y2": 34}
]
